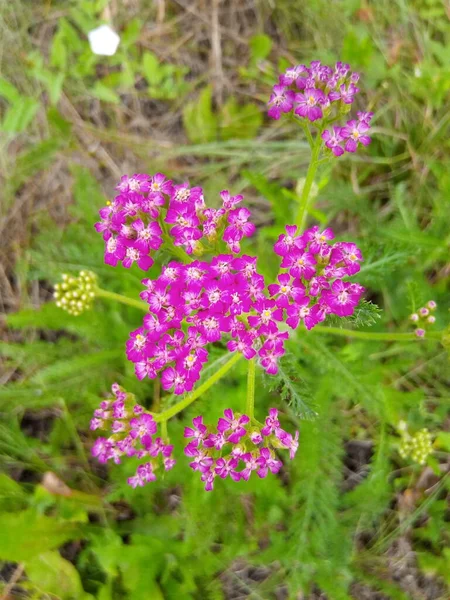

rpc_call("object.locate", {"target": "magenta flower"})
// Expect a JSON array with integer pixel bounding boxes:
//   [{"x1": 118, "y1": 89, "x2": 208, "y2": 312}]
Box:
[
  {"x1": 184, "y1": 416, "x2": 208, "y2": 447},
  {"x1": 97, "y1": 180, "x2": 365, "y2": 398},
  {"x1": 215, "y1": 457, "x2": 241, "y2": 481},
  {"x1": 203, "y1": 430, "x2": 227, "y2": 451},
  {"x1": 282, "y1": 251, "x2": 317, "y2": 280},
  {"x1": 149, "y1": 172, "x2": 173, "y2": 198},
  {"x1": 129, "y1": 413, "x2": 157, "y2": 440},
  {"x1": 227, "y1": 331, "x2": 257, "y2": 359},
  {"x1": 333, "y1": 242, "x2": 363, "y2": 275},
  {"x1": 122, "y1": 247, "x2": 153, "y2": 271},
  {"x1": 278, "y1": 430, "x2": 300, "y2": 459},
  {"x1": 165, "y1": 204, "x2": 199, "y2": 232},
  {"x1": 217, "y1": 409, "x2": 250, "y2": 444},
  {"x1": 258, "y1": 340, "x2": 285, "y2": 375},
  {"x1": 321, "y1": 279, "x2": 364, "y2": 317},
  {"x1": 141, "y1": 193, "x2": 166, "y2": 218},
  {"x1": 279, "y1": 65, "x2": 307, "y2": 86},
  {"x1": 357, "y1": 111, "x2": 373, "y2": 124},
  {"x1": 250, "y1": 431, "x2": 263, "y2": 445},
  {"x1": 220, "y1": 190, "x2": 243, "y2": 210},
  {"x1": 339, "y1": 83, "x2": 359, "y2": 104},
  {"x1": 92, "y1": 438, "x2": 113, "y2": 463},
  {"x1": 171, "y1": 182, "x2": 202, "y2": 207},
  {"x1": 132, "y1": 220, "x2": 163, "y2": 253},
  {"x1": 257, "y1": 448, "x2": 282, "y2": 478},
  {"x1": 261, "y1": 408, "x2": 280, "y2": 436},
  {"x1": 104, "y1": 237, "x2": 126, "y2": 267},
  {"x1": 161, "y1": 366, "x2": 191, "y2": 395},
  {"x1": 274, "y1": 225, "x2": 304, "y2": 256},
  {"x1": 223, "y1": 207, "x2": 256, "y2": 252},
  {"x1": 341, "y1": 119, "x2": 371, "y2": 152},
  {"x1": 322, "y1": 127, "x2": 345, "y2": 157},
  {"x1": 87, "y1": 60, "x2": 375, "y2": 497},
  {"x1": 267, "y1": 85, "x2": 295, "y2": 120},
  {"x1": 116, "y1": 173, "x2": 151, "y2": 194},
  {"x1": 268, "y1": 273, "x2": 306, "y2": 308},
  {"x1": 304, "y1": 226, "x2": 335, "y2": 253},
  {"x1": 240, "y1": 453, "x2": 260, "y2": 481},
  {"x1": 248, "y1": 299, "x2": 284, "y2": 329},
  {"x1": 116, "y1": 192, "x2": 141, "y2": 216},
  {"x1": 95, "y1": 205, "x2": 119, "y2": 239},
  {"x1": 294, "y1": 88, "x2": 325, "y2": 122}
]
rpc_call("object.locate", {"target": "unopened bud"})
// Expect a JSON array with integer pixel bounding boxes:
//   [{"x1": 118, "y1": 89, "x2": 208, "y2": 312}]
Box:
[
  {"x1": 53, "y1": 271, "x2": 97, "y2": 316},
  {"x1": 398, "y1": 426, "x2": 433, "y2": 465}
]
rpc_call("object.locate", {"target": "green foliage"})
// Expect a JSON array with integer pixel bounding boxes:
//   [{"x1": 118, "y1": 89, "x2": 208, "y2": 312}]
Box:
[
  {"x1": 263, "y1": 354, "x2": 317, "y2": 420},
  {"x1": 1, "y1": 0, "x2": 449, "y2": 599},
  {"x1": 183, "y1": 86, "x2": 263, "y2": 144},
  {"x1": 326, "y1": 299, "x2": 382, "y2": 328},
  {"x1": 183, "y1": 86, "x2": 218, "y2": 144},
  {"x1": 0, "y1": 510, "x2": 82, "y2": 561},
  {"x1": 26, "y1": 551, "x2": 94, "y2": 600}
]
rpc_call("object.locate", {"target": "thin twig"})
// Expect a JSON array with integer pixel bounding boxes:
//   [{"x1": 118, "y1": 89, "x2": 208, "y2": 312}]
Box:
[{"x1": 1, "y1": 562, "x2": 24, "y2": 600}]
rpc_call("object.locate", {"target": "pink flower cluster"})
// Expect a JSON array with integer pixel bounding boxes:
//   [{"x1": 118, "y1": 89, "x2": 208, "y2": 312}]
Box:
[
  {"x1": 126, "y1": 255, "x2": 290, "y2": 394},
  {"x1": 95, "y1": 173, "x2": 255, "y2": 271},
  {"x1": 267, "y1": 60, "x2": 372, "y2": 155},
  {"x1": 274, "y1": 224, "x2": 365, "y2": 325},
  {"x1": 184, "y1": 408, "x2": 299, "y2": 491},
  {"x1": 125, "y1": 224, "x2": 364, "y2": 394},
  {"x1": 90, "y1": 383, "x2": 175, "y2": 487}
]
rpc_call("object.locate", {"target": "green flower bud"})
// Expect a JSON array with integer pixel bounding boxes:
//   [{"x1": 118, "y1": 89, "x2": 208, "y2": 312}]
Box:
[
  {"x1": 54, "y1": 271, "x2": 98, "y2": 316},
  {"x1": 398, "y1": 426, "x2": 433, "y2": 465}
]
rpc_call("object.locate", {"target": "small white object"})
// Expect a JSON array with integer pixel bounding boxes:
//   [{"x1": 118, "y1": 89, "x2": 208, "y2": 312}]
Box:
[{"x1": 88, "y1": 25, "x2": 120, "y2": 56}]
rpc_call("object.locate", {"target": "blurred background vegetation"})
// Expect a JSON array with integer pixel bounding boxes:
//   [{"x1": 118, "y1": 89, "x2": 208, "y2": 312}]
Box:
[{"x1": 0, "y1": 0, "x2": 449, "y2": 598}]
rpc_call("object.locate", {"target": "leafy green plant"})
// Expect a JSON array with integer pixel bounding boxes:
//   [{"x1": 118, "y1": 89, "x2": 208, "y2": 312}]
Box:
[{"x1": 1, "y1": 2, "x2": 449, "y2": 599}]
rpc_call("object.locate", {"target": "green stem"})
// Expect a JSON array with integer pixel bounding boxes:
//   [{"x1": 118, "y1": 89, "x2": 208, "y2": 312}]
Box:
[
  {"x1": 96, "y1": 287, "x2": 148, "y2": 312},
  {"x1": 295, "y1": 133, "x2": 323, "y2": 231},
  {"x1": 161, "y1": 420, "x2": 168, "y2": 441},
  {"x1": 297, "y1": 119, "x2": 314, "y2": 148},
  {"x1": 246, "y1": 358, "x2": 256, "y2": 419},
  {"x1": 311, "y1": 326, "x2": 443, "y2": 342},
  {"x1": 154, "y1": 352, "x2": 243, "y2": 423}
]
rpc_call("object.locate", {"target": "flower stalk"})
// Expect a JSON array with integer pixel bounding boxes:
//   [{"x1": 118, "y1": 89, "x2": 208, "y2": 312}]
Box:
[
  {"x1": 246, "y1": 358, "x2": 256, "y2": 420},
  {"x1": 95, "y1": 287, "x2": 148, "y2": 312},
  {"x1": 95, "y1": 287, "x2": 443, "y2": 343},
  {"x1": 295, "y1": 133, "x2": 323, "y2": 231},
  {"x1": 311, "y1": 326, "x2": 442, "y2": 342}
]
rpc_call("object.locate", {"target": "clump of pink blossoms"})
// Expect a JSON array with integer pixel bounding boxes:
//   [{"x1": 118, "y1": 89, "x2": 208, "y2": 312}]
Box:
[
  {"x1": 87, "y1": 59, "x2": 375, "y2": 492},
  {"x1": 123, "y1": 220, "x2": 364, "y2": 395},
  {"x1": 94, "y1": 171, "x2": 365, "y2": 395},
  {"x1": 268, "y1": 60, "x2": 373, "y2": 156},
  {"x1": 95, "y1": 175, "x2": 253, "y2": 271},
  {"x1": 90, "y1": 383, "x2": 175, "y2": 487},
  {"x1": 184, "y1": 408, "x2": 298, "y2": 491}
]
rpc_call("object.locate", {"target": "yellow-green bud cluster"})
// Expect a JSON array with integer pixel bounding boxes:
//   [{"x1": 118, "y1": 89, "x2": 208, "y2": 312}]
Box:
[
  {"x1": 54, "y1": 271, "x2": 97, "y2": 316},
  {"x1": 398, "y1": 427, "x2": 433, "y2": 465}
]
